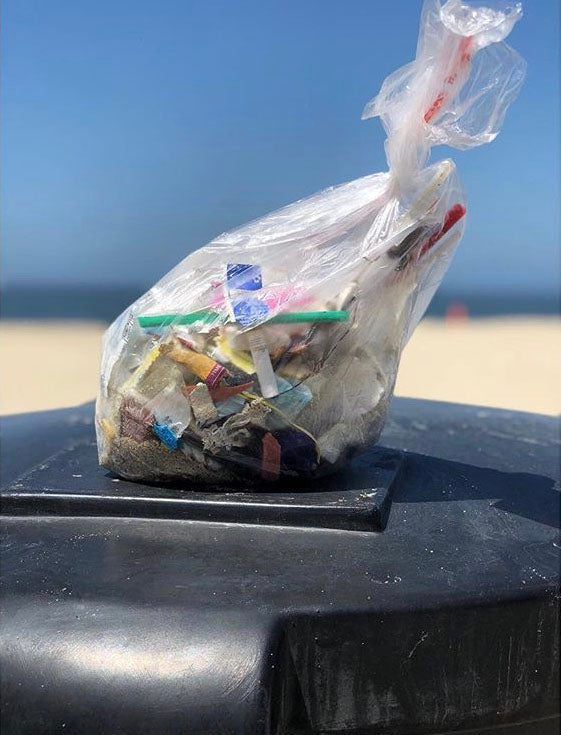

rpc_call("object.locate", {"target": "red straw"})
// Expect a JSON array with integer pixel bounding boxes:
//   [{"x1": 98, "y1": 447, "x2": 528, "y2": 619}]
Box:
[{"x1": 420, "y1": 203, "x2": 466, "y2": 257}]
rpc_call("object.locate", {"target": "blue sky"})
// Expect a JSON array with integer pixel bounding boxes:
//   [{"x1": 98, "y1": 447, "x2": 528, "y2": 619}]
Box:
[{"x1": 2, "y1": 0, "x2": 559, "y2": 293}]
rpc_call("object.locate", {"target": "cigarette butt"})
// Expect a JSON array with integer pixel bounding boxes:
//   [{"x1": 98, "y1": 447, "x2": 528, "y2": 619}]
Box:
[
  {"x1": 163, "y1": 338, "x2": 228, "y2": 387},
  {"x1": 247, "y1": 330, "x2": 279, "y2": 398}
]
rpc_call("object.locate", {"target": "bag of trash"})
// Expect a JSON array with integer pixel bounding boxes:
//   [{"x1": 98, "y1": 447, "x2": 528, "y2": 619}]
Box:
[{"x1": 96, "y1": 0, "x2": 525, "y2": 484}]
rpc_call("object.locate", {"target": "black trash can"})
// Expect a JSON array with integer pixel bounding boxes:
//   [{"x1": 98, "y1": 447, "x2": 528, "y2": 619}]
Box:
[{"x1": 1, "y1": 398, "x2": 559, "y2": 734}]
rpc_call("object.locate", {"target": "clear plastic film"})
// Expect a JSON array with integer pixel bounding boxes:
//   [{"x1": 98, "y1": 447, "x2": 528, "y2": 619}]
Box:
[{"x1": 96, "y1": 0, "x2": 525, "y2": 485}]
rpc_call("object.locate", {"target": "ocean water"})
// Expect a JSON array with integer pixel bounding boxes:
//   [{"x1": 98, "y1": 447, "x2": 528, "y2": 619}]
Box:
[{"x1": 1, "y1": 285, "x2": 558, "y2": 322}]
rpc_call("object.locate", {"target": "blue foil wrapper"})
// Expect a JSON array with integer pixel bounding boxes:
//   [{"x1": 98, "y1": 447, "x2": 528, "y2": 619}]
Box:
[
  {"x1": 226, "y1": 263, "x2": 262, "y2": 291},
  {"x1": 232, "y1": 297, "x2": 269, "y2": 328},
  {"x1": 153, "y1": 422, "x2": 179, "y2": 450},
  {"x1": 226, "y1": 263, "x2": 269, "y2": 327}
]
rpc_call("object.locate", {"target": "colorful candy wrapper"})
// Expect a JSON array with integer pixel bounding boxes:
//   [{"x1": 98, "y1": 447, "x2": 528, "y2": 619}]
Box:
[{"x1": 119, "y1": 398, "x2": 155, "y2": 443}]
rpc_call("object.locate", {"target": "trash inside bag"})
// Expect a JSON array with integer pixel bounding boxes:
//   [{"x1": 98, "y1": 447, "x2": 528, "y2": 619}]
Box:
[{"x1": 96, "y1": 0, "x2": 525, "y2": 485}]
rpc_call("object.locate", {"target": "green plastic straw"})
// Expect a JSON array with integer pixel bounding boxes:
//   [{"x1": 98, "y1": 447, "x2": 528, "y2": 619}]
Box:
[
  {"x1": 138, "y1": 310, "x2": 349, "y2": 328},
  {"x1": 138, "y1": 312, "x2": 220, "y2": 328},
  {"x1": 271, "y1": 310, "x2": 349, "y2": 323}
]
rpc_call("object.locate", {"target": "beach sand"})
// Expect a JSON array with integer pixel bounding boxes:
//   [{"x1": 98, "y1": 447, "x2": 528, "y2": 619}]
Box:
[{"x1": 1, "y1": 317, "x2": 559, "y2": 416}]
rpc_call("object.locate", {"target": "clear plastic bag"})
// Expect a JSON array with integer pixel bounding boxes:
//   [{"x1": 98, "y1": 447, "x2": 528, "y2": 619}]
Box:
[{"x1": 96, "y1": 0, "x2": 525, "y2": 485}]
